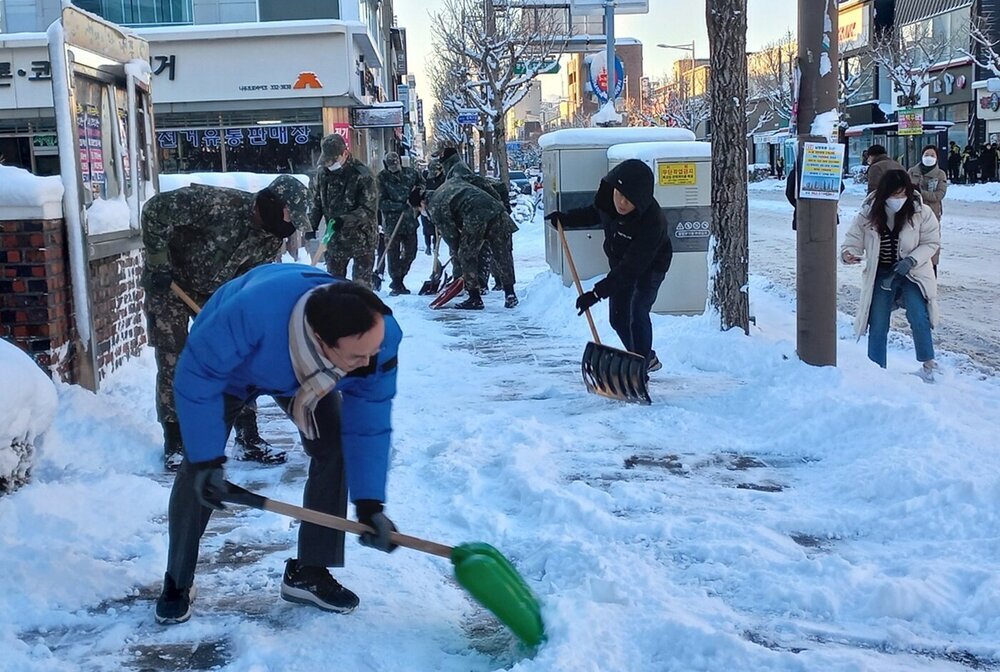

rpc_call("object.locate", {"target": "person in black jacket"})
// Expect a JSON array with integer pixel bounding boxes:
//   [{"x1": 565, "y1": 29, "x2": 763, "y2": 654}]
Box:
[{"x1": 546, "y1": 159, "x2": 672, "y2": 372}]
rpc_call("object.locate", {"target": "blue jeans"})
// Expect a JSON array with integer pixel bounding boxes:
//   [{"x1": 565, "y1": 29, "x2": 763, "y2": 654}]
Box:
[
  {"x1": 867, "y1": 267, "x2": 935, "y2": 368},
  {"x1": 607, "y1": 268, "x2": 666, "y2": 361}
]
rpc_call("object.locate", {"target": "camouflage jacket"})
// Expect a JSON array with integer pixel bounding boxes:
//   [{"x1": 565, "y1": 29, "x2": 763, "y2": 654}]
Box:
[
  {"x1": 142, "y1": 184, "x2": 283, "y2": 295},
  {"x1": 377, "y1": 166, "x2": 424, "y2": 217},
  {"x1": 310, "y1": 156, "x2": 378, "y2": 237},
  {"x1": 427, "y1": 177, "x2": 517, "y2": 251},
  {"x1": 441, "y1": 153, "x2": 511, "y2": 212}
]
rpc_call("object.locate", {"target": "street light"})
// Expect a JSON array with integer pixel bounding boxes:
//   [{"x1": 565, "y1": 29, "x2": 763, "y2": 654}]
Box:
[{"x1": 657, "y1": 41, "x2": 698, "y2": 132}]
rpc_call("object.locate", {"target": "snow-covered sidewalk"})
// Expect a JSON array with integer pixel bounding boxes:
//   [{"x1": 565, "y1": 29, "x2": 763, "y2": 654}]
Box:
[{"x1": 3, "y1": 211, "x2": 1000, "y2": 671}]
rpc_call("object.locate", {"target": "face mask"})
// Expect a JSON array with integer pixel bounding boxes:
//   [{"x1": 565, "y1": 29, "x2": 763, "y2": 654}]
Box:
[
  {"x1": 886, "y1": 197, "x2": 907, "y2": 213},
  {"x1": 922, "y1": 155, "x2": 937, "y2": 167},
  {"x1": 326, "y1": 162, "x2": 343, "y2": 172}
]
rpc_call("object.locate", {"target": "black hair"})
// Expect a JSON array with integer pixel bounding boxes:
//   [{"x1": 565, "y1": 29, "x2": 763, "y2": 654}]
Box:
[
  {"x1": 305, "y1": 282, "x2": 391, "y2": 347},
  {"x1": 867, "y1": 144, "x2": 887, "y2": 157},
  {"x1": 869, "y1": 168, "x2": 917, "y2": 236},
  {"x1": 255, "y1": 188, "x2": 285, "y2": 224},
  {"x1": 921, "y1": 145, "x2": 938, "y2": 157},
  {"x1": 441, "y1": 147, "x2": 458, "y2": 160}
]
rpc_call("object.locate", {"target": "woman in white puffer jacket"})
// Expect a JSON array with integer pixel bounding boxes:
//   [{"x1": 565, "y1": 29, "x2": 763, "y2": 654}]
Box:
[{"x1": 840, "y1": 168, "x2": 941, "y2": 381}]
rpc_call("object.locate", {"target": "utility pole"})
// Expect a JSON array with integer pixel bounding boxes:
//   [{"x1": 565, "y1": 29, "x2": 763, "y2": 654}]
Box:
[{"x1": 795, "y1": 0, "x2": 840, "y2": 366}]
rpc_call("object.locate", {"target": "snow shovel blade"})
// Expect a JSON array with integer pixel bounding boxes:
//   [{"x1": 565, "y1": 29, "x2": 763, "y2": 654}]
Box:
[
  {"x1": 582, "y1": 341, "x2": 651, "y2": 405},
  {"x1": 418, "y1": 277, "x2": 441, "y2": 295},
  {"x1": 430, "y1": 277, "x2": 465, "y2": 309},
  {"x1": 219, "y1": 482, "x2": 545, "y2": 647},
  {"x1": 451, "y1": 542, "x2": 545, "y2": 648}
]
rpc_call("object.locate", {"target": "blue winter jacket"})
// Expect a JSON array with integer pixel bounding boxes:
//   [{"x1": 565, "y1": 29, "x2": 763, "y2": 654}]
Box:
[{"x1": 174, "y1": 263, "x2": 402, "y2": 503}]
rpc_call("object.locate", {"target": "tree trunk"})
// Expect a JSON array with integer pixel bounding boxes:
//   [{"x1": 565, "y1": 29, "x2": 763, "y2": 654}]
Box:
[{"x1": 706, "y1": 0, "x2": 751, "y2": 333}]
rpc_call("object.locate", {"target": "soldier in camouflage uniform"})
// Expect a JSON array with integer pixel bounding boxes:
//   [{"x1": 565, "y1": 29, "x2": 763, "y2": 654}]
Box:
[
  {"x1": 142, "y1": 175, "x2": 311, "y2": 469},
  {"x1": 310, "y1": 134, "x2": 378, "y2": 287},
  {"x1": 376, "y1": 152, "x2": 424, "y2": 294},
  {"x1": 426, "y1": 175, "x2": 519, "y2": 310}
]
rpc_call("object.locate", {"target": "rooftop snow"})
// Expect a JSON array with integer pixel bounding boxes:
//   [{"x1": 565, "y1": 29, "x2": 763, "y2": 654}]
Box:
[
  {"x1": 608, "y1": 141, "x2": 712, "y2": 161},
  {"x1": 539, "y1": 127, "x2": 696, "y2": 150},
  {"x1": 0, "y1": 165, "x2": 64, "y2": 207}
]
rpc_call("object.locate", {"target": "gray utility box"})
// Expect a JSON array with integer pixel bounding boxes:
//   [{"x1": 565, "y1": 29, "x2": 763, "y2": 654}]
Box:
[
  {"x1": 607, "y1": 141, "x2": 712, "y2": 315},
  {"x1": 539, "y1": 127, "x2": 696, "y2": 286}
]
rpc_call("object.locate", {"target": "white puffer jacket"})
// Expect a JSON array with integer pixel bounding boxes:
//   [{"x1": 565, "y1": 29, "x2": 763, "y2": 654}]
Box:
[{"x1": 840, "y1": 195, "x2": 941, "y2": 338}]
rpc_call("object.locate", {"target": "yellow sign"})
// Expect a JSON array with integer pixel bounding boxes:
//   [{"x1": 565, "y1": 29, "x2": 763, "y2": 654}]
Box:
[{"x1": 658, "y1": 162, "x2": 697, "y2": 186}]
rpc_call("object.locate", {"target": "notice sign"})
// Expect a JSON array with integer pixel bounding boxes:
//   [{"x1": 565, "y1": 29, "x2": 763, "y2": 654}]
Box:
[
  {"x1": 898, "y1": 108, "x2": 923, "y2": 136},
  {"x1": 798, "y1": 142, "x2": 845, "y2": 201},
  {"x1": 658, "y1": 162, "x2": 697, "y2": 186}
]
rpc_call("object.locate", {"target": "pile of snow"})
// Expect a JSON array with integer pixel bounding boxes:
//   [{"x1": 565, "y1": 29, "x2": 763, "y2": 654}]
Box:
[
  {"x1": 159, "y1": 172, "x2": 309, "y2": 194},
  {"x1": 0, "y1": 164, "x2": 64, "y2": 207},
  {"x1": 0, "y1": 339, "x2": 57, "y2": 494},
  {"x1": 946, "y1": 181, "x2": 1000, "y2": 202},
  {"x1": 511, "y1": 193, "x2": 537, "y2": 225},
  {"x1": 591, "y1": 101, "x2": 623, "y2": 126},
  {"x1": 86, "y1": 196, "x2": 131, "y2": 235}
]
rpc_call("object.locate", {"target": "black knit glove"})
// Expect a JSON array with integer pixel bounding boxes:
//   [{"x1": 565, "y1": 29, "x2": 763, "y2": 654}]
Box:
[
  {"x1": 143, "y1": 266, "x2": 173, "y2": 294},
  {"x1": 408, "y1": 187, "x2": 425, "y2": 208},
  {"x1": 575, "y1": 290, "x2": 600, "y2": 316},
  {"x1": 544, "y1": 211, "x2": 567, "y2": 223},
  {"x1": 356, "y1": 499, "x2": 398, "y2": 553},
  {"x1": 191, "y1": 457, "x2": 227, "y2": 511}
]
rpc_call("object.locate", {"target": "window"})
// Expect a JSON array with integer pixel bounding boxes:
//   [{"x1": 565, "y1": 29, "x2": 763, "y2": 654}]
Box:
[
  {"x1": 258, "y1": 0, "x2": 340, "y2": 21},
  {"x1": 72, "y1": 0, "x2": 192, "y2": 26}
]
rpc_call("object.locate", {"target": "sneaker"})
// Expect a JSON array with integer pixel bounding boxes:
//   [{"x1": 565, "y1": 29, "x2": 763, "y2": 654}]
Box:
[
  {"x1": 280, "y1": 559, "x2": 359, "y2": 614},
  {"x1": 454, "y1": 294, "x2": 485, "y2": 310},
  {"x1": 647, "y1": 354, "x2": 662, "y2": 373},
  {"x1": 504, "y1": 294, "x2": 519, "y2": 309},
  {"x1": 155, "y1": 574, "x2": 196, "y2": 625},
  {"x1": 914, "y1": 361, "x2": 937, "y2": 384}
]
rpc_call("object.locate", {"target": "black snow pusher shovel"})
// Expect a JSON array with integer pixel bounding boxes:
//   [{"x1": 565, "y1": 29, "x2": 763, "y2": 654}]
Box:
[
  {"x1": 556, "y1": 218, "x2": 651, "y2": 405},
  {"x1": 418, "y1": 237, "x2": 449, "y2": 295},
  {"x1": 221, "y1": 482, "x2": 545, "y2": 647}
]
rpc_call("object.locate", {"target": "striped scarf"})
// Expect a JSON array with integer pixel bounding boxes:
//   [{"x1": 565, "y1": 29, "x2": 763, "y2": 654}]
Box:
[{"x1": 288, "y1": 287, "x2": 346, "y2": 439}]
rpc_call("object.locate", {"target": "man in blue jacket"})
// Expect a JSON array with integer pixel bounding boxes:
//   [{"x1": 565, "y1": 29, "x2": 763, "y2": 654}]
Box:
[{"x1": 155, "y1": 263, "x2": 403, "y2": 625}]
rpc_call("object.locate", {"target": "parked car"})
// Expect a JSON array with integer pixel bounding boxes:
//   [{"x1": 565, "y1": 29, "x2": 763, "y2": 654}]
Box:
[{"x1": 509, "y1": 170, "x2": 532, "y2": 195}]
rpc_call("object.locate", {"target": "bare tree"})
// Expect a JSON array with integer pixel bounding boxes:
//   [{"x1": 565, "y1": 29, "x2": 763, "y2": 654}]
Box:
[
  {"x1": 964, "y1": 14, "x2": 1000, "y2": 77},
  {"x1": 748, "y1": 31, "x2": 797, "y2": 122},
  {"x1": 706, "y1": 0, "x2": 751, "y2": 333},
  {"x1": 660, "y1": 73, "x2": 713, "y2": 132},
  {"x1": 429, "y1": 0, "x2": 569, "y2": 185},
  {"x1": 870, "y1": 21, "x2": 964, "y2": 108}
]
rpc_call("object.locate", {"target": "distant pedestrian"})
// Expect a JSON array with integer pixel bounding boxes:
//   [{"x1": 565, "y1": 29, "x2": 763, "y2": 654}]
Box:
[
  {"x1": 980, "y1": 142, "x2": 998, "y2": 183},
  {"x1": 865, "y1": 144, "x2": 905, "y2": 194},
  {"x1": 775, "y1": 155, "x2": 785, "y2": 179},
  {"x1": 947, "y1": 142, "x2": 962, "y2": 182},
  {"x1": 962, "y1": 145, "x2": 980, "y2": 184},
  {"x1": 907, "y1": 145, "x2": 947, "y2": 274},
  {"x1": 841, "y1": 168, "x2": 940, "y2": 381}
]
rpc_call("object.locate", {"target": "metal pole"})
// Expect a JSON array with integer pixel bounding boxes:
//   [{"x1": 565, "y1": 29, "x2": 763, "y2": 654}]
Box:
[
  {"x1": 605, "y1": 0, "x2": 616, "y2": 107},
  {"x1": 795, "y1": 0, "x2": 839, "y2": 366}
]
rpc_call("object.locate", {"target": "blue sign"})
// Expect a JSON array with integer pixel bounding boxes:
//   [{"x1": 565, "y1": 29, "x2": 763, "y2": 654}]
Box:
[
  {"x1": 457, "y1": 109, "x2": 479, "y2": 125},
  {"x1": 588, "y1": 51, "x2": 626, "y2": 104}
]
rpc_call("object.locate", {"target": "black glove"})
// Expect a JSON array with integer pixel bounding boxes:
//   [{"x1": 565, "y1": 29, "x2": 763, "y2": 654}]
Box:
[
  {"x1": 408, "y1": 187, "x2": 425, "y2": 208},
  {"x1": 892, "y1": 256, "x2": 916, "y2": 277},
  {"x1": 191, "y1": 457, "x2": 227, "y2": 511},
  {"x1": 356, "y1": 499, "x2": 398, "y2": 553},
  {"x1": 143, "y1": 266, "x2": 173, "y2": 294},
  {"x1": 544, "y1": 211, "x2": 567, "y2": 224},
  {"x1": 575, "y1": 290, "x2": 601, "y2": 316},
  {"x1": 303, "y1": 229, "x2": 317, "y2": 241}
]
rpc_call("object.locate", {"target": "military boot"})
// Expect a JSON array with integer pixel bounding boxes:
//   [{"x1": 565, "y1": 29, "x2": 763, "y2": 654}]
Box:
[
  {"x1": 234, "y1": 408, "x2": 287, "y2": 465},
  {"x1": 503, "y1": 284, "x2": 518, "y2": 309},
  {"x1": 454, "y1": 290, "x2": 485, "y2": 310},
  {"x1": 163, "y1": 421, "x2": 184, "y2": 472}
]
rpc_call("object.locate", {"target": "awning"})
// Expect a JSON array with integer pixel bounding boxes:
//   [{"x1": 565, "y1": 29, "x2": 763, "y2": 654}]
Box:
[
  {"x1": 752, "y1": 128, "x2": 790, "y2": 145},
  {"x1": 844, "y1": 120, "x2": 954, "y2": 137}
]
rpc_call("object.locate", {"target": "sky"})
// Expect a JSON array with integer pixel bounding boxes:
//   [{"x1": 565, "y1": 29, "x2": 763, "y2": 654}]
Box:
[{"x1": 395, "y1": 0, "x2": 799, "y2": 107}]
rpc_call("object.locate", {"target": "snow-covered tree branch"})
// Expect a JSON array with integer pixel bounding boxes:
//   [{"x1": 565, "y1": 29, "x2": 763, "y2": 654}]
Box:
[
  {"x1": 747, "y1": 31, "x2": 796, "y2": 122},
  {"x1": 870, "y1": 21, "x2": 966, "y2": 108},
  {"x1": 963, "y1": 14, "x2": 1000, "y2": 78}
]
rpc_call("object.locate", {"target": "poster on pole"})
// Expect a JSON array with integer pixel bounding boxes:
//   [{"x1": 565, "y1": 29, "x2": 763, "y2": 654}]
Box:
[
  {"x1": 898, "y1": 108, "x2": 924, "y2": 136},
  {"x1": 798, "y1": 142, "x2": 845, "y2": 200}
]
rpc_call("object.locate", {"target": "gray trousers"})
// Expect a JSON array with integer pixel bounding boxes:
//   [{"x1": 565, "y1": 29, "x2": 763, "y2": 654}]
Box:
[{"x1": 166, "y1": 392, "x2": 347, "y2": 589}]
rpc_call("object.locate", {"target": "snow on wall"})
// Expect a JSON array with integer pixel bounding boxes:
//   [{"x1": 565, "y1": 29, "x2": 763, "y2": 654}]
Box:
[
  {"x1": 86, "y1": 196, "x2": 132, "y2": 235},
  {"x1": 159, "y1": 172, "x2": 310, "y2": 194},
  {"x1": 0, "y1": 339, "x2": 57, "y2": 476},
  {"x1": 608, "y1": 141, "x2": 712, "y2": 162},
  {"x1": 539, "y1": 127, "x2": 696, "y2": 150},
  {"x1": 0, "y1": 165, "x2": 64, "y2": 207}
]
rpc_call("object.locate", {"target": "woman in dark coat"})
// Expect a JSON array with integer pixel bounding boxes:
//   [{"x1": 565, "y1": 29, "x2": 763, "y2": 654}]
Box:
[{"x1": 547, "y1": 159, "x2": 673, "y2": 372}]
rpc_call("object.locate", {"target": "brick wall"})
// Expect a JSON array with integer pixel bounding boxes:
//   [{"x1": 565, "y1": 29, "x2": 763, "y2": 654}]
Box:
[
  {"x1": 0, "y1": 217, "x2": 78, "y2": 382},
  {"x1": 90, "y1": 249, "x2": 146, "y2": 379},
  {"x1": 1, "y1": 214, "x2": 146, "y2": 387}
]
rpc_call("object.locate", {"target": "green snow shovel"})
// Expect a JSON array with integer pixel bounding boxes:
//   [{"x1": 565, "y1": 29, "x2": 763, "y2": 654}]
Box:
[{"x1": 221, "y1": 481, "x2": 545, "y2": 647}]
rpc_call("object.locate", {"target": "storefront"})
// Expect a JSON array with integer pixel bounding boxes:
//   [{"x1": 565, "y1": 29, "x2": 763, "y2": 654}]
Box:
[
  {"x1": 918, "y1": 63, "x2": 975, "y2": 153},
  {"x1": 973, "y1": 80, "x2": 1000, "y2": 144},
  {"x1": 0, "y1": 19, "x2": 391, "y2": 176}
]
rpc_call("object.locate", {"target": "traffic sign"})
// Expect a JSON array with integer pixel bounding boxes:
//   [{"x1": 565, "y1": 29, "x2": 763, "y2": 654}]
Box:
[
  {"x1": 457, "y1": 109, "x2": 479, "y2": 125},
  {"x1": 513, "y1": 61, "x2": 560, "y2": 75}
]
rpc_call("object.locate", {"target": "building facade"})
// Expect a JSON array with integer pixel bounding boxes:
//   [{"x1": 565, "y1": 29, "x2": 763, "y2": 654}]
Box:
[{"x1": 0, "y1": 0, "x2": 414, "y2": 175}]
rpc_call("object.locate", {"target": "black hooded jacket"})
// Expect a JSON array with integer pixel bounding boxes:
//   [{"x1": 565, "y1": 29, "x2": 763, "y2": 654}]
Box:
[{"x1": 561, "y1": 159, "x2": 672, "y2": 298}]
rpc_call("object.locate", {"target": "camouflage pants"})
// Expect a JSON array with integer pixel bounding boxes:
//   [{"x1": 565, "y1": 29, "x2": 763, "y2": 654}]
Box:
[
  {"x1": 457, "y1": 215, "x2": 516, "y2": 294},
  {"x1": 145, "y1": 288, "x2": 207, "y2": 424},
  {"x1": 387, "y1": 228, "x2": 418, "y2": 284},
  {"x1": 326, "y1": 225, "x2": 376, "y2": 288}
]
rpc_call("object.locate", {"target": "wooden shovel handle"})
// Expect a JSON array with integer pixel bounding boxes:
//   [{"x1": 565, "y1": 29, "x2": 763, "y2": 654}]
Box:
[
  {"x1": 555, "y1": 218, "x2": 601, "y2": 344},
  {"x1": 223, "y1": 482, "x2": 453, "y2": 559},
  {"x1": 170, "y1": 282, "x2": 202, "y2": 315}
]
